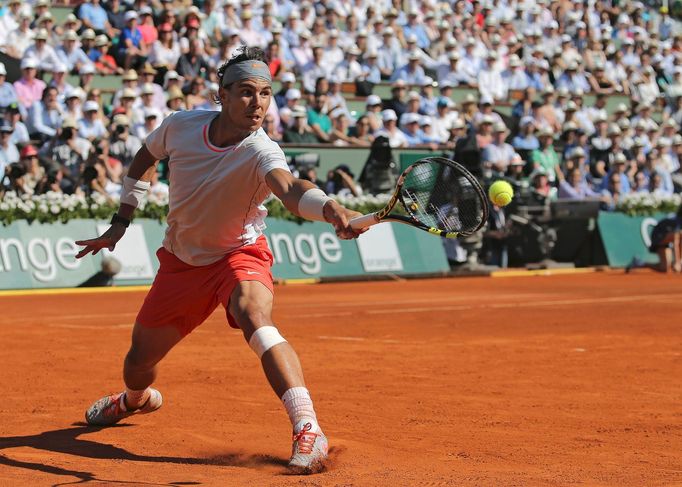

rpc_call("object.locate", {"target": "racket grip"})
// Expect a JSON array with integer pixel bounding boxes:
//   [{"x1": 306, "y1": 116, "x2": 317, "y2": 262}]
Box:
[{"x1": 349, "y1": 213, "x2": 380, "y2": 230}]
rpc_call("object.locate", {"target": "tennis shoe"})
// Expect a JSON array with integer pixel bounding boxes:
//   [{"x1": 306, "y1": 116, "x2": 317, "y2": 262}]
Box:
[
  {"x1": 287, "y1": 419, "x2": 328, "y2": 474},
  {"x1": 85, "y1": 388, "x2": 162, "y2": 426}
]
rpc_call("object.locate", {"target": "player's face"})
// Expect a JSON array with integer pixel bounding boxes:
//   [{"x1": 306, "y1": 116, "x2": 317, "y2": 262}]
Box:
[{"x1": 221, "y1": 78, "x2": 272, "y2": 132}]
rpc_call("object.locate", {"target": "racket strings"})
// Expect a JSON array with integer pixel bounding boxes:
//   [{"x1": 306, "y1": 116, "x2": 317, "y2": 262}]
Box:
[{"x1": 401, "y1": 162, "x2": 485, "y2": 233}]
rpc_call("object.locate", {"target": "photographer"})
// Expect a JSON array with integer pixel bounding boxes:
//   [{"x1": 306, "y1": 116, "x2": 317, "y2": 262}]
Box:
[
  {"x1": 108, "y1": 114, "x2": 142, "y2": 167},
  {"x1": 324, "y1": 164, "x2": 362, "y2": 197},
  {"x1": 43, "y1": 118, "x2": 92, "y2": 186}
]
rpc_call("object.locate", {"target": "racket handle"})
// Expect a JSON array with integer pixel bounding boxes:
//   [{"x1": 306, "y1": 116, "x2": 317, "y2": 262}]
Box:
[{"x1": 349, "y1": 213, "x2": 380, "y2": 230}]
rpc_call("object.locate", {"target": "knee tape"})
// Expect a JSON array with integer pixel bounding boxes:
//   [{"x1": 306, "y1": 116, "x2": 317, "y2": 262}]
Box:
[{"x1": 248, "y1": 325, "x2": 287, "y2": 358}]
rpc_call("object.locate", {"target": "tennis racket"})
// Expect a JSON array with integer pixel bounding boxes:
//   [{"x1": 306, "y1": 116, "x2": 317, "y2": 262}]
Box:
[{"x1": 349, "y1": 157, "x2": 488, "y2": 238}]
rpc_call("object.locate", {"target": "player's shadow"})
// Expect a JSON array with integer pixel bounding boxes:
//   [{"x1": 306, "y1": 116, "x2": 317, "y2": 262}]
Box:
[{"x1": 0, "y1": 423, "x2": 287, "y2": 486}]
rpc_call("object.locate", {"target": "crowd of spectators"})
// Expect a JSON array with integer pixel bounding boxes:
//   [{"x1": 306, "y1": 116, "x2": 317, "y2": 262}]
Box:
[{"x1": 0, "y1": 0, "x2": 681, "y2": 211}]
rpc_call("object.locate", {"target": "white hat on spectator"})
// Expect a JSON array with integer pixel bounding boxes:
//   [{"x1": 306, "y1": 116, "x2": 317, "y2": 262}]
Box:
[
  {"x1": 449, "y1": 118, "x2": 465, "y2": 130},
  {"x1": 561, "y1": 34, "x2": 572, "y2": 43},
  {"x1": 673, "y1": 134, "x2": 682, "y2": 145},
  {"x1": 571, "y1": 88, "x2": 584, "y2": 97},
  {"x1": 225, "y1": 27, "x2": 240, "y2": 37},
  {"x1": 124, "y1": 11, "x2": 139, "y2": 21},
  {"x1": 347, "y1": 46, "x2": 362, "y2": 56},
  {"x1": 663, "y1": 119, "x2": 678, "y2": 129},
  {"x1": 330, "y1": 107, "x2": 346, "y2": 119},
  {"x1": 408, "y1": 50, "x2": 420, "y2": 61},
  {"x1": 35, "y1": 29, "x2": 49, "y2": 41},
  {"x1": 95, "y1": 35, "x2": 110, "y2": 47},
  {"x1": 281, "y1": 72, "x2": 295, "y2": 83},
  {"x1": 144, "y1": 107, "x2": 161, "y2": 119},
  {"x1": 604, "y1": 124, "x2": 620, "y2": 136},
  {"x1": 67, "y1": 88, "x2": 85, "y2": 100},
  {"x1": 537, "y1": 126, "x2": 553, "y2": 137},
  {"x1": 510, "y1": 153, "x2": 525, "y2": 166},
  {"x1": 402, "y1": 112, "x2": 420, "y2": 125},
  {"x1": 65, "y1": 13, "x2": 78, "y2": 24},
  {"x1": 113, "y1": 114, "x2": 130, "y2": 127},
  {"x1": 21, "y1": 57, "x2": 38, "y2": 69},
  {"x1": 382, "y1": 109, "x2": 398, "y2": 122},
  {"x1": 140, "y1": 83, "x2": 155, "y2": 95},
  {"x1": 520, "y1": 116, "x2": 535, "y2": 128},
  {"x1": 366, "y1": 48, "x2": 378, "y2": 58},
  {"x1": 479, "y1": 114, "x2": 495, "y2": 125},
  {"x1": 421, "y1": 76, "x2": 437, "y2": 87},
  {"x1": 366, "y1": 94, "x2": 382, "y2": 106},
  {"x1": 479, "y1": 94, "x2": 493, "y2": 105},
  {"x1": 405, "y1": 90, "x2": 419, "y2": 101},
  {"x1": 614, "y1": 103, "x2": 629, "y2": 113},
  {"x1": 509, "y1": 55, "x2": 521, "y2": 68},
  {"x1": 419, "y1": 116, "x2": 432, "y2": 126},
  {"x1": 657, "y1": 138, "x2": 671, "y2": 147},
  {"x1": 79, "y1": 64, "x2": 96, "y2": 75},
  {"x1": 285, "y1": 88, "x2": 301, "y2": 100},
  {"x1": 163, "y1": 70, "x2": 182, "y2": 85},
  {"x1": 623, "y1": 38, "x2": 634, "y2": 46},
  {"x1": 0, "y1": 63, "x2": 6, "y2": 76},
  {"x1": 62, "y1": 117, "x2": 78, "y2": 129},
  {"x1": 493, "y1": 121, "x2": 507, "y2": 133},
  {"x1": 383, "y1": 27, "x2": 394, "y2": 36},
  {"x1": 81, "y1": 29, "x2": 96, "y2": 40},
  {"x1": 614, "y1": 153, "x2": 628, "y2": 164},
  {"x1": 140, "y1": 5, "x2": 153, "y2": 15},
  {"x1": 448, "y1": 51, "x2": 460, "y2": 61},
  {"x1": 84, "y1": 100, "x2": 99, "y2": 112},
  {"x1": 357, "y1": 29, "x2": 369, "y2": 38},
  {"x1": 123, "y1": 69, "x2": 138, "y2": 81},
  {"x1": 618, "y1": 118, "x2": 631, "y2": 130},
  {"x1": 291, "y1": 106, "x2": 307, "y2": 118},
  {"x1": 568, "y1": 146, "x2": 586, "y2": 159},
  {"x1": 632, "y1": 137, "x2": 646, "y2": 148},
  {"x1": 562, "y1": 121, "x2": 579, "y2": 132},
  {"x1": 37, "y1": 13, "x2": 53, "y2": 24},
  {"x1": 53, "y1": 62, "x2": 67, "y2": 73},
  {"x1": 440, "y1": 80, "x2": 455, "y2": 89},
  {"x1": 121, "y1": 88, "x2": 138, "y2": 99}
]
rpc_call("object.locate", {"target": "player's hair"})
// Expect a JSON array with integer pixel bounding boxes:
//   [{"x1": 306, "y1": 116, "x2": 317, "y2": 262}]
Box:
[{"x1": 215, "y1": 46, "x2": 268, "y2": 104}]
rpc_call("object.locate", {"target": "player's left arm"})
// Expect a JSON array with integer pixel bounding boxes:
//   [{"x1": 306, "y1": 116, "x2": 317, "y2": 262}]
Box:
[{"x1": 265, "y1": 168, "x2": 365, "y2": 240}]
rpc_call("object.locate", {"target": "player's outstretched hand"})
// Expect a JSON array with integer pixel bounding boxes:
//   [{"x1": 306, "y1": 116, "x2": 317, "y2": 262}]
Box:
[
  {"x1": 323, "y1": 200, "x2": 367, "y2": 240},
  {"x1": 75, "y1": 224, "x2": 127, "y2": 258}
]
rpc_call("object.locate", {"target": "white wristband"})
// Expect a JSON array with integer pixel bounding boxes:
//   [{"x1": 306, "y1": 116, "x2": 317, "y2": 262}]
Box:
[
  {"x1": 120, "y1": 176, "x2": 151, "y2": 208},
  {"x1": 298, "y1": 188, "x2": 332, "y2": 222}
]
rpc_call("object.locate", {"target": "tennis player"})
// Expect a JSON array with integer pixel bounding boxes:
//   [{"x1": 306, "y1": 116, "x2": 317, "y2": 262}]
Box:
[{"x1": 75, "y1": 46, "x2": 363, "y2": 473}]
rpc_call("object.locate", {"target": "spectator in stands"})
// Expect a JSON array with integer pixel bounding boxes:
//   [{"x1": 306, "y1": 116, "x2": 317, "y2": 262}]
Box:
[
  {"x1": 383, "y1": 80, "x2": 408, "y2": 122},
  {"x1": 512, "y1": 116, "x2": 539, "y2": 156},
  {"x1": 149, "y1": 23, "x2": 181, "y2": 72},
  {"x1": 78, "y1": 101, "x2": 107, "y2": 141},
  {"x1": 348, "y1": 115, "x2": 374, "y2": 147},
  {"x1": 390, "y1": 51, "x2": 426, "y2": 85},
  {"x1": 82, "y1": 159, "x2": 120, "y2": 202},
  {"x1": 478, "y1": 51, "x2": 505, "y2": 102},
  {"x1": 529, "y1": 169, "x2": 557, "y2": 205},
  {"x1": 63, "y1": 89, "x2": 84, "y2": 122},
  {"x1": 176, "y1": 38, "x2": 210, "y2": 80},
  {"x1": 512, "y1": 87, "x2": 536, "y2": 119},
  {"x1": 400, "y1": 112, "x2": 424, "y2": 147},
  {"x1": 532, "y1": 127, "x2": 559, "y2": 182},
  {"x1": 555, "y1": 165, "x2": 600, "y2": 200},
  {"x1": 475, "y1": 115, "x2": 495, "y2": 151},
  {"x1": 0, "y1": 63, "x2": 18, "y2": 109},
  {"x1": 117, "y1": 11, "x2": 148, "y2": 70},
  {"x1": 57, "y1": 30, "x2": 93, "y2": 74},
  {"x1": 166, "y1": 87, "x2": 185, "y2": 113},
  {"x1": 2, "y1": 12, "x2": 34, "y2": 60},
  {"x1": 92, "y1": 35, "x2": 120, "y2": 75},
  {"x1": 482, "y1": 121, "x2": 515, "y2": 177},
  {"x1": 44, "y1": 117, "x2": 91, "y2": 184},
  {"x1": 262, "y1": 113, "x2": 282, "y2": 142},
  {"x1": 375, "y1": 109, "x2": 407, "y2": 148},
  {"x1": 274, "y1": 72, "x2": 295, "y2": 109},
  {"x1": 301, "y1": 45, "x2": 329, "y2": 94},
  {"x1": 306, "y1": 92, "x2": 332, "y2": 142},
  {"x1": 324, "y1": 164, "x2": 362, "y2": 197},
  {"x1": 472, "y1": 96, "x2": 502, "y2": 128},
  {"x1": 137, "y1": 7, "x2": 158, "y2": 46},
  {"x1": 47, "y1": 63, "x2": 72, "y2": 105},
  {"x1": 108, "y1": 114, "x2": 141, "y2": 167},
  {"x1": 28, "y1": 86, "x2": 63, "y2": 143},
  {"x1": 601, "y1": 171, "x2": 625, "y2": 211},
  {"x1": 5, "y1": 103, "x2": 29, "y2": 146},
  {"x1": 24, "y1": 28, "x2": 61, "y2": 73},
  {"x1": 137, "y1": 64, "x2": 165, "y2": 111},
  {"x1": 79, "y1": 0, "x2": 111, "y2": 36},
  {"x1": 112, "y1": 70, "x2": 138, "y2": 107},
  {"x1": 0, "y1": 121, "x2": 19, "y2": 175},
  {"x1": 184, "y1": 78, "x2": 210, "y2": 111},
  {"x1": 283, "y1": 108, "x2": 318, "y2": 143}
]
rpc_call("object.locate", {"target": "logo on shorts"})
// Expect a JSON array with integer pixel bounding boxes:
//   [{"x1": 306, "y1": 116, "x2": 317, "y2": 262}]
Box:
[{"x1": 246, "y1": 270, "x2": 260, "y2": 275}]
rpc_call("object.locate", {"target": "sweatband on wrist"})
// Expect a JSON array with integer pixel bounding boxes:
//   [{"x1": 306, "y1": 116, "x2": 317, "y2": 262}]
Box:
[
  {"x1": 120, "y1": 176, "x2": 150, "y2": 208},
  {"x1": 248, "y1": 325, "x2": 287, "y2": 359},
  {"x1": 298, "y1": 188, "x2": 332, "y2": 222}
]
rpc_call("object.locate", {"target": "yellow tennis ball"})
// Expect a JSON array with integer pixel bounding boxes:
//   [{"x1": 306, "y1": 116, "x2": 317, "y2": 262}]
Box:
[{"x1": 488, "y1": 180, "x2": 513, "y2": 207}]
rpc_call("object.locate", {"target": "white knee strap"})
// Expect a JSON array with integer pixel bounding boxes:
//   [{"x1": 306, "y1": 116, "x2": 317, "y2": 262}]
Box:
[{"x1": 248, "y1": 325, "x2": 287, "y2": 358}]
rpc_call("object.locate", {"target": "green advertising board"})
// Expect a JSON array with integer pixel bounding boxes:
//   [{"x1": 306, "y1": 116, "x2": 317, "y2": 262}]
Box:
[
  {"x1": 0, "y1": 218, "x2": 449, "y2": 290},
  {"x1": 597, "y1": 212, "x2": 670, "y2": 267}
]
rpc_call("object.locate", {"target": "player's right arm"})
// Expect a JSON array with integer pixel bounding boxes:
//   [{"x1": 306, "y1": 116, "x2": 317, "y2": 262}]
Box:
[{"x1": 75, "y1": 144, "x2": 158, "y2": 258}]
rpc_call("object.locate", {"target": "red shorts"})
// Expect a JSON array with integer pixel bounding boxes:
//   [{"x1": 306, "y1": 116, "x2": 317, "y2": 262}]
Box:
[{"x1": 136, "y1": 236, "x2": 274, "y2": 336}]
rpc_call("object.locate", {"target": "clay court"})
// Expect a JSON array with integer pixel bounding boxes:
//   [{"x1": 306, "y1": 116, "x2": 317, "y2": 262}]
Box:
[{"x1": 1, "y1": 271, "x2": 681, "y2": 486}]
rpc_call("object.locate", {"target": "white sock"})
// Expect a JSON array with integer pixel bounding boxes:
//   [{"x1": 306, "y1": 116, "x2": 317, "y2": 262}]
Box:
[
  {"x1": 122, "y1": 387, "x2": 151, "y2": 411},
  {"x1": 281, "y1": 387, "x2": 318, "y2": 428}
]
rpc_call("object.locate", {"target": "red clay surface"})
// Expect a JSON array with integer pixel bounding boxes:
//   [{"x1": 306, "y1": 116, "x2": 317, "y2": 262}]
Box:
[{"x1": 1, "y1": 271, "x2": 681, "y2": 486}]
